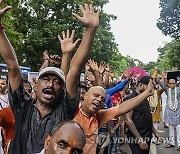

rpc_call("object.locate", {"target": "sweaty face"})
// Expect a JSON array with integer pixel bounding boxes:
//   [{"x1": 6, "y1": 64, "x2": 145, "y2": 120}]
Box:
[
  {"x1": 168, "y1": 79, "x2": 177, "y2": 89},
  {"x1": 45, "y1": 123, "x2": 86, "y2": 154},
  {"x1": 83, "y1": 86, "x2": 106, "y2": 114},
  {"x1": 36, "y1": 73, "x2": 63, "y2": 107},
  {"x1": 0, "y1": 79, "x2": 7, "y2": 94}
]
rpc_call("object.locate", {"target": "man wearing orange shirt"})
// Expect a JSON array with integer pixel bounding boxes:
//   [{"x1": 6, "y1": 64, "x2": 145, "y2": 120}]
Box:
[{"x1": 73, "y1": 81, "x2": 154, "y2": 154}]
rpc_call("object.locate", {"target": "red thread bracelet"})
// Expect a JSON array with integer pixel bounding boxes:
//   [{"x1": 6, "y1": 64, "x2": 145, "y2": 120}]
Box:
[
  {"x1": 45, "y1": 59, "x2": 51, "y2": 63},
  {"x1": 0, "y1": 25, "x2": 4, "y2": 30}
]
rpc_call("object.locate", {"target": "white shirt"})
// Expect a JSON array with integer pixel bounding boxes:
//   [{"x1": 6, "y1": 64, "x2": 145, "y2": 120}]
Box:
[
  {"x1": 0, "y1": 94, "x2": 9, "y2": 142},
  {"x1": 36, "y1": 149, "x2": 45, "y2": 154},
  {"x1": 0, "y1": 94, "x2": 9, "y2": 109}
]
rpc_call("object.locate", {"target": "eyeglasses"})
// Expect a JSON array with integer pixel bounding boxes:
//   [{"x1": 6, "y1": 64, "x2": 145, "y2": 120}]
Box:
[{"x1": 169, "y1": 83, "x2": 176, "y2": 85}]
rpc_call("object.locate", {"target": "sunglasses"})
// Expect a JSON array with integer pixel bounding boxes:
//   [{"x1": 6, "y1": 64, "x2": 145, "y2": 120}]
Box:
[{"x1": 169, "y1": 83, "x2": 176, "y2": 85}]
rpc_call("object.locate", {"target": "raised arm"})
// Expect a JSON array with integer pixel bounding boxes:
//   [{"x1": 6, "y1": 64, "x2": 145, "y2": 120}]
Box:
[
  {"x1": 106, "y1": 71, "x2": 133, "y2": 96},
  {"x1": 58, "y1": 30, "x2": 80, "y2": 77},
  {"x1": 88, "y1": 59, "x2": 103, "y2": 86},
  {"x1": 0, "y1": 2, "x2": 22, "y2": 92},
  {"x1": 104, "y1": 63, "x2": 111, "y2": 87},
  {"x1": 115, "y1": 80, "x2": 154, "y2": 117},
  {"x1": 98, "y1": 61, "x2": 106, "y2": 86},
  {"x1": 66, "y1": 4, "x2": 99, "y2": 98},
  {"x1": 106, "y1": 79, "x2": 128, "y2": 96},
  {"x1": 156, "y1": 78, "x2": 168, "y2": 94},
  {"x1": 39, "y1": 50, "x2": 50, "y2": 71},
  {"x1": 84, "y1": 63, "x2": 90, "y2": 87}
]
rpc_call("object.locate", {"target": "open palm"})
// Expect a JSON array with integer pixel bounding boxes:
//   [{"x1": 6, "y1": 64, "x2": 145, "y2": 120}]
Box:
[
  {"x1": 58, "y1": 30, "x2": 80, "y2": 53},
  {"x1": 0, "y1": 0, "x2": 12, "y2": 18}
]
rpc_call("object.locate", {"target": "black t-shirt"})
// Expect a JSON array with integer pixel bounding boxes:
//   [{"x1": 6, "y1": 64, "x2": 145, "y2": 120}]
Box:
[
  {"x1": 123, "y1": 90, "x2": 153, "y2": 139},
  {"x1": 8, "y1": 80, "x2": 79, "y2": 154}
]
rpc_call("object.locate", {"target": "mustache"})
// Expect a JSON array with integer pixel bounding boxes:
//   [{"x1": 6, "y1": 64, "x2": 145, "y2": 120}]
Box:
[{"x1": 42, "y1": 88, "x2": 56, "y2": 95}]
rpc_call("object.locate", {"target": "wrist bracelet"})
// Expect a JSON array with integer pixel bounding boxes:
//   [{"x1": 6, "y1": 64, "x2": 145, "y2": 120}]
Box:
[
  {"x1": 45, "y1": 59, "x2": 50, "y2": 63},
  {"x1": 0, "y1": 25, "x2": 4, "y2": 31}
]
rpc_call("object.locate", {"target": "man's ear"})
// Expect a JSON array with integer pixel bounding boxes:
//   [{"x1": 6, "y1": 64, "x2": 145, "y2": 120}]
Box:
[
  {"x1": 84, "y1": 91, "x2": 88, "y2": 100},
  {"x1": 44, "y1": 134, "x2": 52, "y2": 149}
]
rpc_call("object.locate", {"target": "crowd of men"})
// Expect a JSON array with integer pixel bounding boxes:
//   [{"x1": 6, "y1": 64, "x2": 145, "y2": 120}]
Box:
[{"x1": 0, "y1": 1, "x2": 179, "y2": 154}]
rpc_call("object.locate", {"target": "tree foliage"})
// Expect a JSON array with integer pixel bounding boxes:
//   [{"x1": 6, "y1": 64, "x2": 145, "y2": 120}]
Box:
[
  {"x1": 1, "y1": 0, "x2": 23, "y2": 61},
  {"x1": 156, "y1": 39, "x2": 180, "y2": 70},
  {"x1": 4, "y1": 0, "x2": 177, "y2": 77},
  {"x1": 2, "y1": 0, "x2": 119, "y2": 71},
  {"x1": 157, "y1": 0, "x2": 180, "y2": 39}
]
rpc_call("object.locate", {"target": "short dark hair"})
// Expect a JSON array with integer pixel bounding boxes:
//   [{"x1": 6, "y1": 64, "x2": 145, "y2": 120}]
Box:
[
  {"x1": 79, "y1": 83, "x2": 88, "y2": 92},
  {"x1": 50, "y1": 120, "x2": 84, "y2": 137},
  {"x1": 137, "y1": 76, "x2": 151, "y2": 85}
]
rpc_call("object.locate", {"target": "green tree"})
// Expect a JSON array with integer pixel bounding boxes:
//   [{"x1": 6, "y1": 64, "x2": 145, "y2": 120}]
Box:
[
  {"x1": 156, "y1": 39, "x2": 180, "y2": 70},
  {"x1": 143, "y1": 61, "x2": 156, "y2": 73},
  {"x1": 1, "y1": 1, "x2": 23, "y2": 62},
  {"x1": 157, "y1": 0, "x2": 180, "y2": 39},
  {"x1": 3, "y1": 0, "x2": 118, "y2": 71},
  {"x1": 124, "y1": 55, "x2": 136, "y2": 67},
  {"x1": 109, "y1": 52, "x2": 126, "y2": 77}
]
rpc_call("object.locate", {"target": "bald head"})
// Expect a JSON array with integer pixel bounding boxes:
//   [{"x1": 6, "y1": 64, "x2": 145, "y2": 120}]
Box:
[
  {"x1": 88, "y1": 86, "x2": 106, "y2": 94},
  {"x1": 82, "y1": 86, "x2": 106, "y2": 115},
  {"x1": 45, "y1": 121, "x2": 86, "y2": 154}
]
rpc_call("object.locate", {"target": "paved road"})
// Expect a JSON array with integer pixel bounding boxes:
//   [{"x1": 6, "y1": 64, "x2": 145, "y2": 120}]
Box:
[
  {"x1": 120, "y1": 122, "x2": 180, "y2": 154},
  {"x1": 156, "y1": 122, "x2": 179, "y2": 154}
]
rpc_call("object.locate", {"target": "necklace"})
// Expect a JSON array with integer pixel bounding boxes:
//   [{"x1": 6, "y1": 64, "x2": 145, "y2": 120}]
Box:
[{"x1": 168, "y1": 87, "x2": 178, "y2": 112}]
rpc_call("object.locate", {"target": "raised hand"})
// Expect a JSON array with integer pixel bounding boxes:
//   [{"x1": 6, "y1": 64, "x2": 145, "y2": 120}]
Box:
[
  {"x1": 99, "y1": 61, "x2": 105, "y2": 74},
  {"x1": 58, "y1": 29, "x2": 80, "y2": 54},
  {"x1": 105, "y1": 63, "x2": 110, "y2": 72},
  {"x1": 110, "y1": 72, "x2": 114, "y2": 78},
  {"x1": 0, "y1": 0, "x2": 12, "y2": 19},
  {"x1": 85, "y1": 63, "x2": 90, "y2": 72},
  {"x1": 136, "y1": 71, "x2": 141, "y2": 78},
  {"x1": 32, "y1": 77, "x2": 37, "y2": 91},
  {"x1": 43, "y1": 50, "x2": 50, "y2": 62},
  {"x1": 88, "y1": 59, "x2": 98, "y2": 71},
  {"x1": 146, "y1": 79, "x2": 154, "y2": 96},
  {"x1": 87, "y1": 72, "x2": 95, "y2": 82},
  {"x1": 72, "y1": 4, "x2": 99, "y2": 29},
  {"x1": 50, "y1": 55, "x2": 62, "y2": 66},
  {"x1": 162, "y1": 72, "x2": 167, "y2": 79},
  {"x1": 127, "y1": 70, "x2": 134, "y2": 80}
]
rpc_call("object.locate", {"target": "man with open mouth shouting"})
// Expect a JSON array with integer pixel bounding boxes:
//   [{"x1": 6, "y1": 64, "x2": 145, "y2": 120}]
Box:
[
  {"x1": 0, "y1": 1, "x2": 99, "y2": 153},
  {"x1": 73, "y1": 80, "x2": 154, "y2": 154}
]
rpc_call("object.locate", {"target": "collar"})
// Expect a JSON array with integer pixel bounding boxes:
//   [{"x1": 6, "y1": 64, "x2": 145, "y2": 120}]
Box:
[{"x1": 37, "y1": 148, "x2": 45, "y2": 154}]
